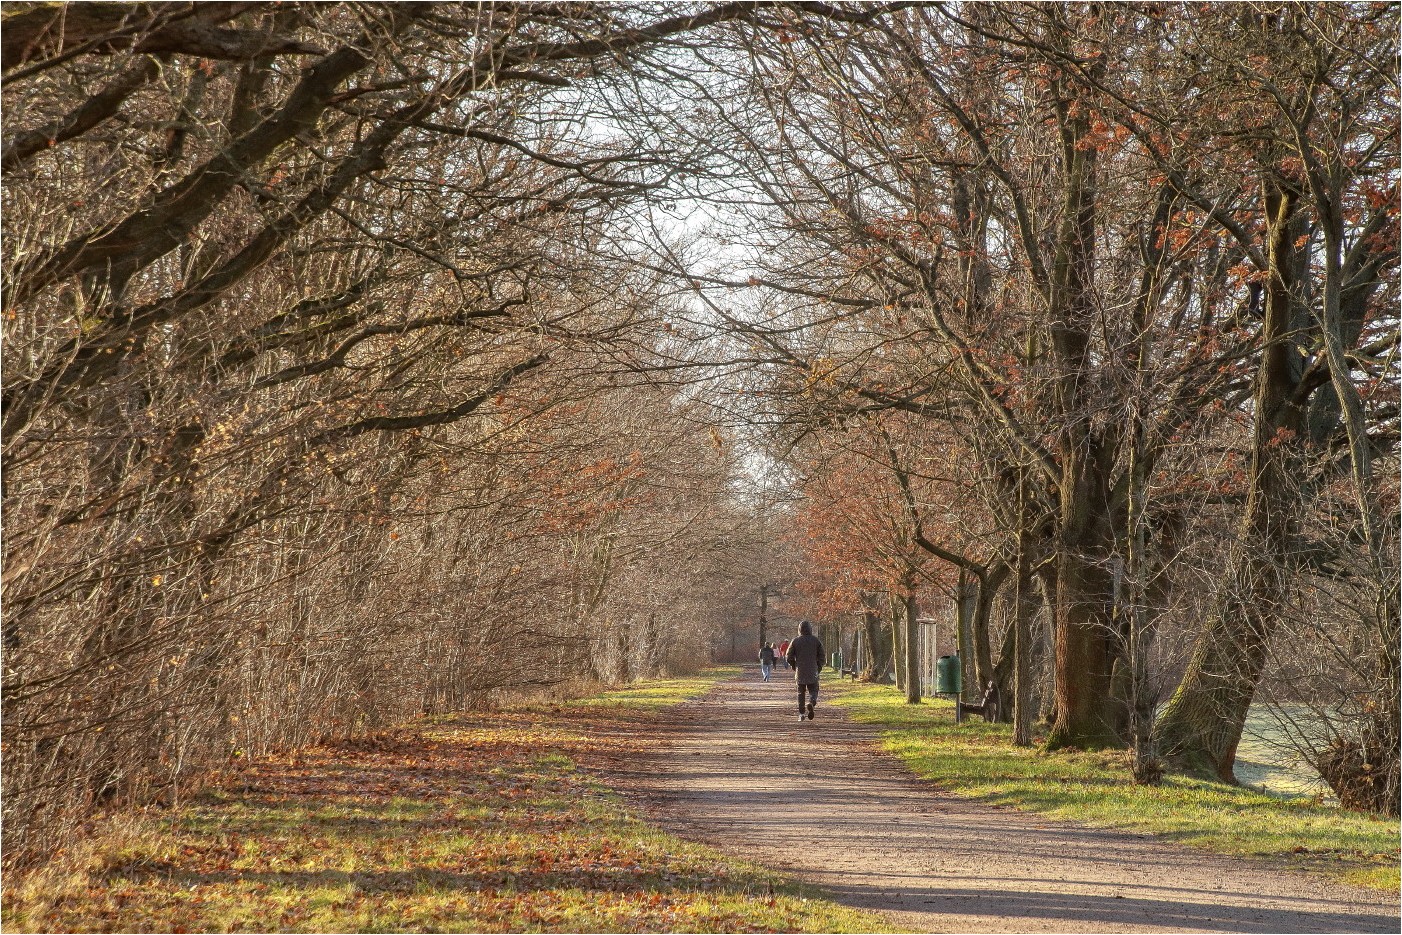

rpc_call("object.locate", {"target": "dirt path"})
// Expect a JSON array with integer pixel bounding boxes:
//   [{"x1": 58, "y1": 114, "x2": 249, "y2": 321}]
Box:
[{"x1": 611, "y1": 672, "x2": 1399, "y2": 934}]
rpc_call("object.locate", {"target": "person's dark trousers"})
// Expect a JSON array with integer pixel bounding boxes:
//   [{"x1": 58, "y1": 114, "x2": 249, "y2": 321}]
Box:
[{"x1": 797, "y1": 682, "x2": 819, "y2": 716}]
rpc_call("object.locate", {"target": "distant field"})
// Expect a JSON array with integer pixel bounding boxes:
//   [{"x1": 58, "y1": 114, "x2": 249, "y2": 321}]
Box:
[{"x1": 1236, "y1": 704, "x2": 1335, "y2": 799}]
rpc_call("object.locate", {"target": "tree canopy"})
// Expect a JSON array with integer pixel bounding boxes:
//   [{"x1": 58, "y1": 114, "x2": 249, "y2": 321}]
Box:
[{"x1": 3, "y1": 1, "x2": 1398, "y2": 868}]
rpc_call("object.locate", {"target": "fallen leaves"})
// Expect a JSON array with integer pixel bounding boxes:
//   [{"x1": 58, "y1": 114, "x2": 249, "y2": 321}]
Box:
[{"x1": 3, "y1": 694, "x2": 886, "y2": 933}]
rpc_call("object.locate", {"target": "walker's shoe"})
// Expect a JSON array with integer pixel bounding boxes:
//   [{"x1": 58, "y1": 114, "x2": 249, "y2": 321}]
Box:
[
  {"x1": 806, "y1": 704, "x2": 815, "y2": 719},
  {"x1": 798, "y1": 711, "x2": 807, "y2": 721}
]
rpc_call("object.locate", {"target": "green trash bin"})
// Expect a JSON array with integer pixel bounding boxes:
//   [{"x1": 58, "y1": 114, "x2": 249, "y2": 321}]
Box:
[{"x1": 936, "y1": 654, "x2": 962, "y2": 695}]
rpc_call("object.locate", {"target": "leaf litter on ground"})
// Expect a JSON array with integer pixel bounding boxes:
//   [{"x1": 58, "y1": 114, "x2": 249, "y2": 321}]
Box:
[{"x1": 4, "y1": 669, "x2": 889, "y2": 933}]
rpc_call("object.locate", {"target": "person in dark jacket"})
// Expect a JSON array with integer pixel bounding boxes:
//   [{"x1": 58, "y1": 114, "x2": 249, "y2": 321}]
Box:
[
  {"x1": 758, "y1": 643, "x2": 776, "y2": 681},
  {"x1": 785, "y1": 621, "x2": 825, "y2": 721}
]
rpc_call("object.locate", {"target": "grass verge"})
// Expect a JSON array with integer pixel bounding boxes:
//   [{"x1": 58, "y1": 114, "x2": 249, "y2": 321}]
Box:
[
  {"x1": 4, "y1": 667, "x2": 890, "y2": 933},
  {"x1": 828, "y1": 680, "x2": 1399, "y2": 892}
]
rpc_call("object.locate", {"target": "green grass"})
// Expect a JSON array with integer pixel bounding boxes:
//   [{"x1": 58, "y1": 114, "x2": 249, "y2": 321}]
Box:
[
  {"x1": 4, "y1": 668, "x2": 889, "y2": 934},
  {"x1": 561, "y1": 666, "x2": 742, "y2": 709},
  {"x1": 829, "y1": 679, "x2": 1400, "y2": 892}
]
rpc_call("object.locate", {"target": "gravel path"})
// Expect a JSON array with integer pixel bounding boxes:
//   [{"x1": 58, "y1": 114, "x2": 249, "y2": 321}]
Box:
[{"x1": 613, "y1": 671, "x2": 1400, "y2": 934}]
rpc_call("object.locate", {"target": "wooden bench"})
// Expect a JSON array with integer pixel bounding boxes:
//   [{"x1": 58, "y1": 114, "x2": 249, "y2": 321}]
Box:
[{"x1": 957, "y1": 680, "x2": 1002, "y2": 722}]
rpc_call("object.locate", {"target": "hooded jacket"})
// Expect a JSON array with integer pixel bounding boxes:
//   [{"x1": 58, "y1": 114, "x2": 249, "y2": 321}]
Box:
[{"x1": 785, "y1": 622, "x2": 825, "y2": 683}]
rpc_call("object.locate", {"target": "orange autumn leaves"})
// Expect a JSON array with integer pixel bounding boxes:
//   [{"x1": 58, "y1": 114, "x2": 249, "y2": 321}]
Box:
[{"x1": 787, "y1": 422, "x2": 992, "y2": 616}]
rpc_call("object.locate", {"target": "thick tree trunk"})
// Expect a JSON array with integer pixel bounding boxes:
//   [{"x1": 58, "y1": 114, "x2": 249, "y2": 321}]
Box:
[
  {"x1": 1154, "y1": 563, "x2": 1283, "y2": 781},
  {"x1": 971, "y1": 565, "x2": 1006, "y2": 694},
  {"x1": 1041, "y1": 75, "x2": 1122, "y2": 751},
  {"x1": 1156, "y1": 183, "x2": 1305, "y2": 780},
  {"x1": 858, "y1": 598, "x2": 892, "y2": 682},
  {"x1": 1045, "y1": 311, "x2": 1121, "y2": 747},
  {"x1": 955, "y1": 572, "x2": 976, "y2": 702},
  {"x1": 1045, "y1": 539, "x2": 1120, "y2": 749}
]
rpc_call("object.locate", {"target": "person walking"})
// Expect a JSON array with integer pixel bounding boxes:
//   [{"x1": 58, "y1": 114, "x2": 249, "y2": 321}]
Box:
[
  {"x1": 785, "y1": 621, "x2": 825, "y2": 721},
  {"x1": 778, "y1": 639, "x2": 791, "y2": 669},
  {"x1": 758, "y1": 643, "x2": 776, "y2": 681}
]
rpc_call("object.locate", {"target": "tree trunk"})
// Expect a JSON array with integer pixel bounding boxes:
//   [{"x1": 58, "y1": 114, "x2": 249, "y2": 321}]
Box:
[
  {"x1": 1045, "y1": 535, "x2": 1119, "y2": 749},
  {"x1": 903, "y1": 587, "x2": 920, "y2": 704},
  {"x1": 890, "y1": 591, "x2": 907, "y2": 694},
  {"x1": 641, "y1": 612, "x2": 661, "y2": 679},
  {"x1": 1045, "y1": 355, "x2": 1120, "y2": 748},
  {"x1": 616, "y1": 626, "x2": 631, "y2": 683},
  {"x1": 1156, "y1": 182, "x2": 1305, "y2": 780},
  {"x1": 1042, "y1": 76, "x2": 1121, "y2": 751},
  {"x1": 971, "y1": 565, "x2": 1007, "y2": 694},
  {"x1": 955, "y1": 572, "x2": 976, "y2": 702},
  {"x1": 1013, "y1": 476, "x2": 1036, "y2": 746},
  {"x1": 858, "y1": 597, "x2": 891, "y2": 682},
  {"x1": 1037, "y1": 570, "x2": 1059, "y2": 724},
  {"x1": 1126, "y1": 389, "x2": 1161, "y2": 782}
]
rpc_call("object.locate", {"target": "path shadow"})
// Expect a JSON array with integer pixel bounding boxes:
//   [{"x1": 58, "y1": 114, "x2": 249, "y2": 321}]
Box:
[{"x1": 819, "y1": 880, "x2": 1400, "y2": 934}]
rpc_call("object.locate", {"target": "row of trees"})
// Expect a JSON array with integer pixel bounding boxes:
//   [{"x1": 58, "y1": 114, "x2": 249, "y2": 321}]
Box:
[
  {"x1": 672, "y1": 3, "x2": 1397, "y2": 809},
  {"x1": 3, "y1": 0, "x2": 1397, "y2": 872},
  {"x1": 0, "y1": 1, "x2": 794, "y2": 869}
]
